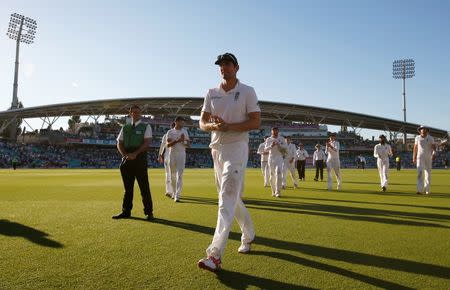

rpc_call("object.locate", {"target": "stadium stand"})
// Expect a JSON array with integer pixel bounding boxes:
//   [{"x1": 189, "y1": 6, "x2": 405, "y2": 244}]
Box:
[{"x1": 1, "y1": 117, "x2": 447, "y2": 169}]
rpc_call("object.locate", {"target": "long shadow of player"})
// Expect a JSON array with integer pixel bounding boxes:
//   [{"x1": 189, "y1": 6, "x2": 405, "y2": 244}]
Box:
[
  {"x1": 150, "y1": 218, "x2": 450, "y2": 281},
  {"x1": 216, "y1": 268, "x2": 317, "y2": 290},
  {"x1": 0, "y1": 219, "x2": 63, "y2": 248}
]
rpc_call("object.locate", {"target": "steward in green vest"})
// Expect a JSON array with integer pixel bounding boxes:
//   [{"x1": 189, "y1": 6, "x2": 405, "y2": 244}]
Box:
[{"x1": 113, "y1": 105, "x2": 154, "y2": 221}]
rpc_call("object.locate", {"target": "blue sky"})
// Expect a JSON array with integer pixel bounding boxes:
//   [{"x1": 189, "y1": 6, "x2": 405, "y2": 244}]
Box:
[{"x1": 0, "y1": 0, "x2": 449, "y2": 136}]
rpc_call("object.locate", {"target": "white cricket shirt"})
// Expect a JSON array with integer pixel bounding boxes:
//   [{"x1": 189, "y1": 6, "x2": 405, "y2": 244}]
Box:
[
  {"x1": 257, "y1": 142, "x2": 269, "y2": 162},
  {"x1": 265, "y1": 136, "x2": 287, "y2": 160},
  {"x1": 296, "y1": 148, "x2": 309, "y2": 161},
  {"x1": 201, "y1": 80, "x2": 260, "y2": 148},
  {"x1": 373, "y1": 144, "x2": 392, "y2": 160},
  {"x1": 325, "y1": 140, "x2": 340, "y2": 160},
  {"x1": 167, "y1": 128, "x2": 189, "y2": 153},
  {"x1": 415, "y1": 135, "x2": 435, "y2": 158}
]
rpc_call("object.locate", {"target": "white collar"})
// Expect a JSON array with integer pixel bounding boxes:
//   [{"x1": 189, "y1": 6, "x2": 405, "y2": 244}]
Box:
[{"x1": 218, "y1": 79, "x2": 240, "y2": 93}]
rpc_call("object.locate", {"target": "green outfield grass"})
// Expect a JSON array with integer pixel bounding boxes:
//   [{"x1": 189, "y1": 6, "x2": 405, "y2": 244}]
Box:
[{"x1": 1, "y1": 168, "x2": 449, "y2": 289}]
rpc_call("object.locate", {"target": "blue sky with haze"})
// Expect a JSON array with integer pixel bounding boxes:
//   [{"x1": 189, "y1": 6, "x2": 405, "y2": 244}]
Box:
[{"x1": 0, "y1": 0, "x2": 449, "y2": 136}]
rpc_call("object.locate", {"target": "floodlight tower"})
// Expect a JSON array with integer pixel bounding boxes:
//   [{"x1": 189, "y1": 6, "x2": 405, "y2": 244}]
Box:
[
  {"x1": 6, "y1": 13, "x2": 37, "y2": 140},
  {"x1": 393, "y1": 58, "x2": 415, "y2": 151}
]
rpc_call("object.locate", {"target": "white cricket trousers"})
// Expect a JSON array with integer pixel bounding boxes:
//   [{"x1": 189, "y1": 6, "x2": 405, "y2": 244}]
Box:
[
  {"x1": 261, "y1": 161, "x2": 269, "y2": 186},
  {"x1": 377, "y1": 158, "x2": 389, "y2": 188},
  {"x1": 327, "y1": 158, "x2": 342, "y2": 190},
  {"x1": 206, "y1": 141, "x2": 255, "y2": 259},
  {"x1": 268, "y1": 156, "x2": 284, "y2": 195},
  {"x1": 164, "y1": 154, "x2": 173, "y2": 194},
  {"x1": 417, "y1": 156, "x2": 432, "y2": 193},
  {"x1": 282, "y1": 159, "x2": 298, "y2": 187},
  {"x1": 168, "y1": 150, "x2": 185, "y2": 199}
]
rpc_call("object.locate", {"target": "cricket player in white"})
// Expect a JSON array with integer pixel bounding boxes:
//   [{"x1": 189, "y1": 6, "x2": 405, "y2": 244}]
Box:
[
  {"x1": 265, "y1": 127, "x2": 288, "y2": 197},
  {"x1": 413, "y1": 125, "x2": 436, "y2": 195},
  {"x1": 166, "y1": 117, "x2": 190, "y2": 202},
  {"x1": 282, "y1": 136, "x2": 298, "y2": 189},
  {"x1": 257, "y1": 136, "x2": 270, "y2": 187},
  {"x1": 158, "y1": 123, "x2": 175, "y2": 198},
  {"x1": 326, "y1": 133, "x2": 342, "y2": 190},
  {"x1": 197, "y1": 53, "x2": 260, "y2": 272},
  {"x1": 373, "y1": 135, "x2": 393, "y2": 192}
]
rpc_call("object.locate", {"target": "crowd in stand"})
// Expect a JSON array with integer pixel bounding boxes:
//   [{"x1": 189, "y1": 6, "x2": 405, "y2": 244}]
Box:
[
  {"x1": 4, "y1": 118, "x2": 447, "y2": 170},
  {"x1": 1, "y1": 140, "x2": 447, "y2": 169}
]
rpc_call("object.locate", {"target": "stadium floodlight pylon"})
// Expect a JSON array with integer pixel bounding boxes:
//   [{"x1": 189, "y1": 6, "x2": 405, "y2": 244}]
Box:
[
  {"x1": 393, "y1": 58, "x2": 415, "y2": 151},
  {"x1": 5, "y1": 13, "x2": 37, "y2": 141}
]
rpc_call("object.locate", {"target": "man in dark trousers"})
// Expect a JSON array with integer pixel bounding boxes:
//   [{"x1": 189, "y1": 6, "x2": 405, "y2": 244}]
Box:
[{"x1": 113, "y1": 105, "x2": 154, "y2": 220}]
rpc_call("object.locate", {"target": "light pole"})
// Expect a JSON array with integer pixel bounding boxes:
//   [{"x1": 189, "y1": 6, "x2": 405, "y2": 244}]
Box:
[
  {"x1": 6, "y1": 13, "x2": 37, "y2": 141},
  {"x1": 393, "y1": 58, "x2": 415, "y2": 151}
]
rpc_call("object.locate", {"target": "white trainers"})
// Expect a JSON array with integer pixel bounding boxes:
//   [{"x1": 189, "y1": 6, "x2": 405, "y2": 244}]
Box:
[
  {"x1": 275, "y1": 193, "x2": 281, "y2": 198},
  {"x1": 238, "y1": 237, "x2": 255, "y2": 254},
  {"x1": 174, "y1": 197, "x2": 180, "y2": 202},
  {"x1": 197, "y1": 256, "x2": 222, "y2": 272}
]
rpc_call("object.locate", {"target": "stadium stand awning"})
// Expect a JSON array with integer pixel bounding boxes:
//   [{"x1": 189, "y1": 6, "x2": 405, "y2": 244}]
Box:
[{"x1": 0, "y1": 97, "x2": 447, "y2": 137}]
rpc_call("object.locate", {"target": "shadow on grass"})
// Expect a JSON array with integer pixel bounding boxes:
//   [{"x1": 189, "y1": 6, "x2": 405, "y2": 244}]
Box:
[
  {"x1": 249, "y1": 250, "x2": 413, "y2": 290},
  {"x1": 287, "y1": 196, "x2": 450, "y2": 212},
  {"x1": 181, "y1": 196, "x2": 450, "y2": 229},
  {"x1": 216, "y1": 269, "x2": 316, "y2": 290},
  {"x1": 151, "y1": 218, "x2": 450, "y2": 280},
  {"x1": 344, "y1": 180, "x2": 416, "y2": 186},
  {"x1": 299, "y1": 185, "x2": 450, "y2": 198},
  {"x1": 0, "y1": 219, "x2": 63, "y2": 248}
]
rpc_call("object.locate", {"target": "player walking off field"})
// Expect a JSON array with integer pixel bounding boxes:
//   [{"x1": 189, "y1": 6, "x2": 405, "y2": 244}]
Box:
[
  {"x1": 159, "y1": 122, "x2": 175, "y2": 198},
  {"x1": 282, "y1": 136, "x2": 298, "y2": 188},
  {"x1": 166, "y1": 117, "x2": 190, "y2": 202},
  {"x1": 257, "y1": 136, "x2": 270, "y2": 187},
  {"x1": 296, "y1": 143, "x2": 309, "y2": 181},
  {"x1": 265, "y1": 127, "x2": 288, "y2": 197},
  {"x1": 113, "y1": 105, "x2": 154, "y2": 220},
  {"x1": 373, "y1": 135, "x2": 393, "y2": 192},
  {"x1": 326, "y1": 132, "x2": 341, "y2": 191},
  {"x1": 413, "y1": 125, "x2": 436, "y2": 195},
  {"x1": 197, "y1": 53, "x2": 260, "y2": 272}
]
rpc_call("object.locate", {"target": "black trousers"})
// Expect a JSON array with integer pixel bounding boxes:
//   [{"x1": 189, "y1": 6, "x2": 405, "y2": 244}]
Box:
[
  {"x1": 396, "y1": 161, "x2": 401, "y2": 171},
  {"x1": 297, "y1": 160, "x2": 306, "y2": 179},
  {"x1": 315, "y1": 160, "x2": 324, "y2": 180},
  {"x1": 120, "y1": 153, "x2": 153, "y2": 215}
]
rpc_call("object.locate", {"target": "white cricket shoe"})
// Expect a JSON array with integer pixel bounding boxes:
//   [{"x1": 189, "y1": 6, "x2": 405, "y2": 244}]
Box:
[
  {"x1": 197, "y1": 256, "x2": 222, "y2": 272},
  {"x1": 238, "y1": 238, "x2": 255, "y2": 254}
]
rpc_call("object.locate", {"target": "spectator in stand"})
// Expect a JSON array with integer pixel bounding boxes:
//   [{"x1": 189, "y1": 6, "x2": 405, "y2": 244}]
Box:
[
  {"x1": 413, "y1": 125, "x2": 436, "y2": 195},
  {"x1": 296, "y1": 143, "x2": 308, "y2": 181},
  {"x1": 313, "y1": 144, "x2": 325, "y2": 181}
]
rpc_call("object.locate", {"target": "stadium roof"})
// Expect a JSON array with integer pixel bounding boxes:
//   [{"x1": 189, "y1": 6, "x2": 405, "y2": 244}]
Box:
[{"x1": 0, "y1": 97, "x2": 447, "y2": 137}]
